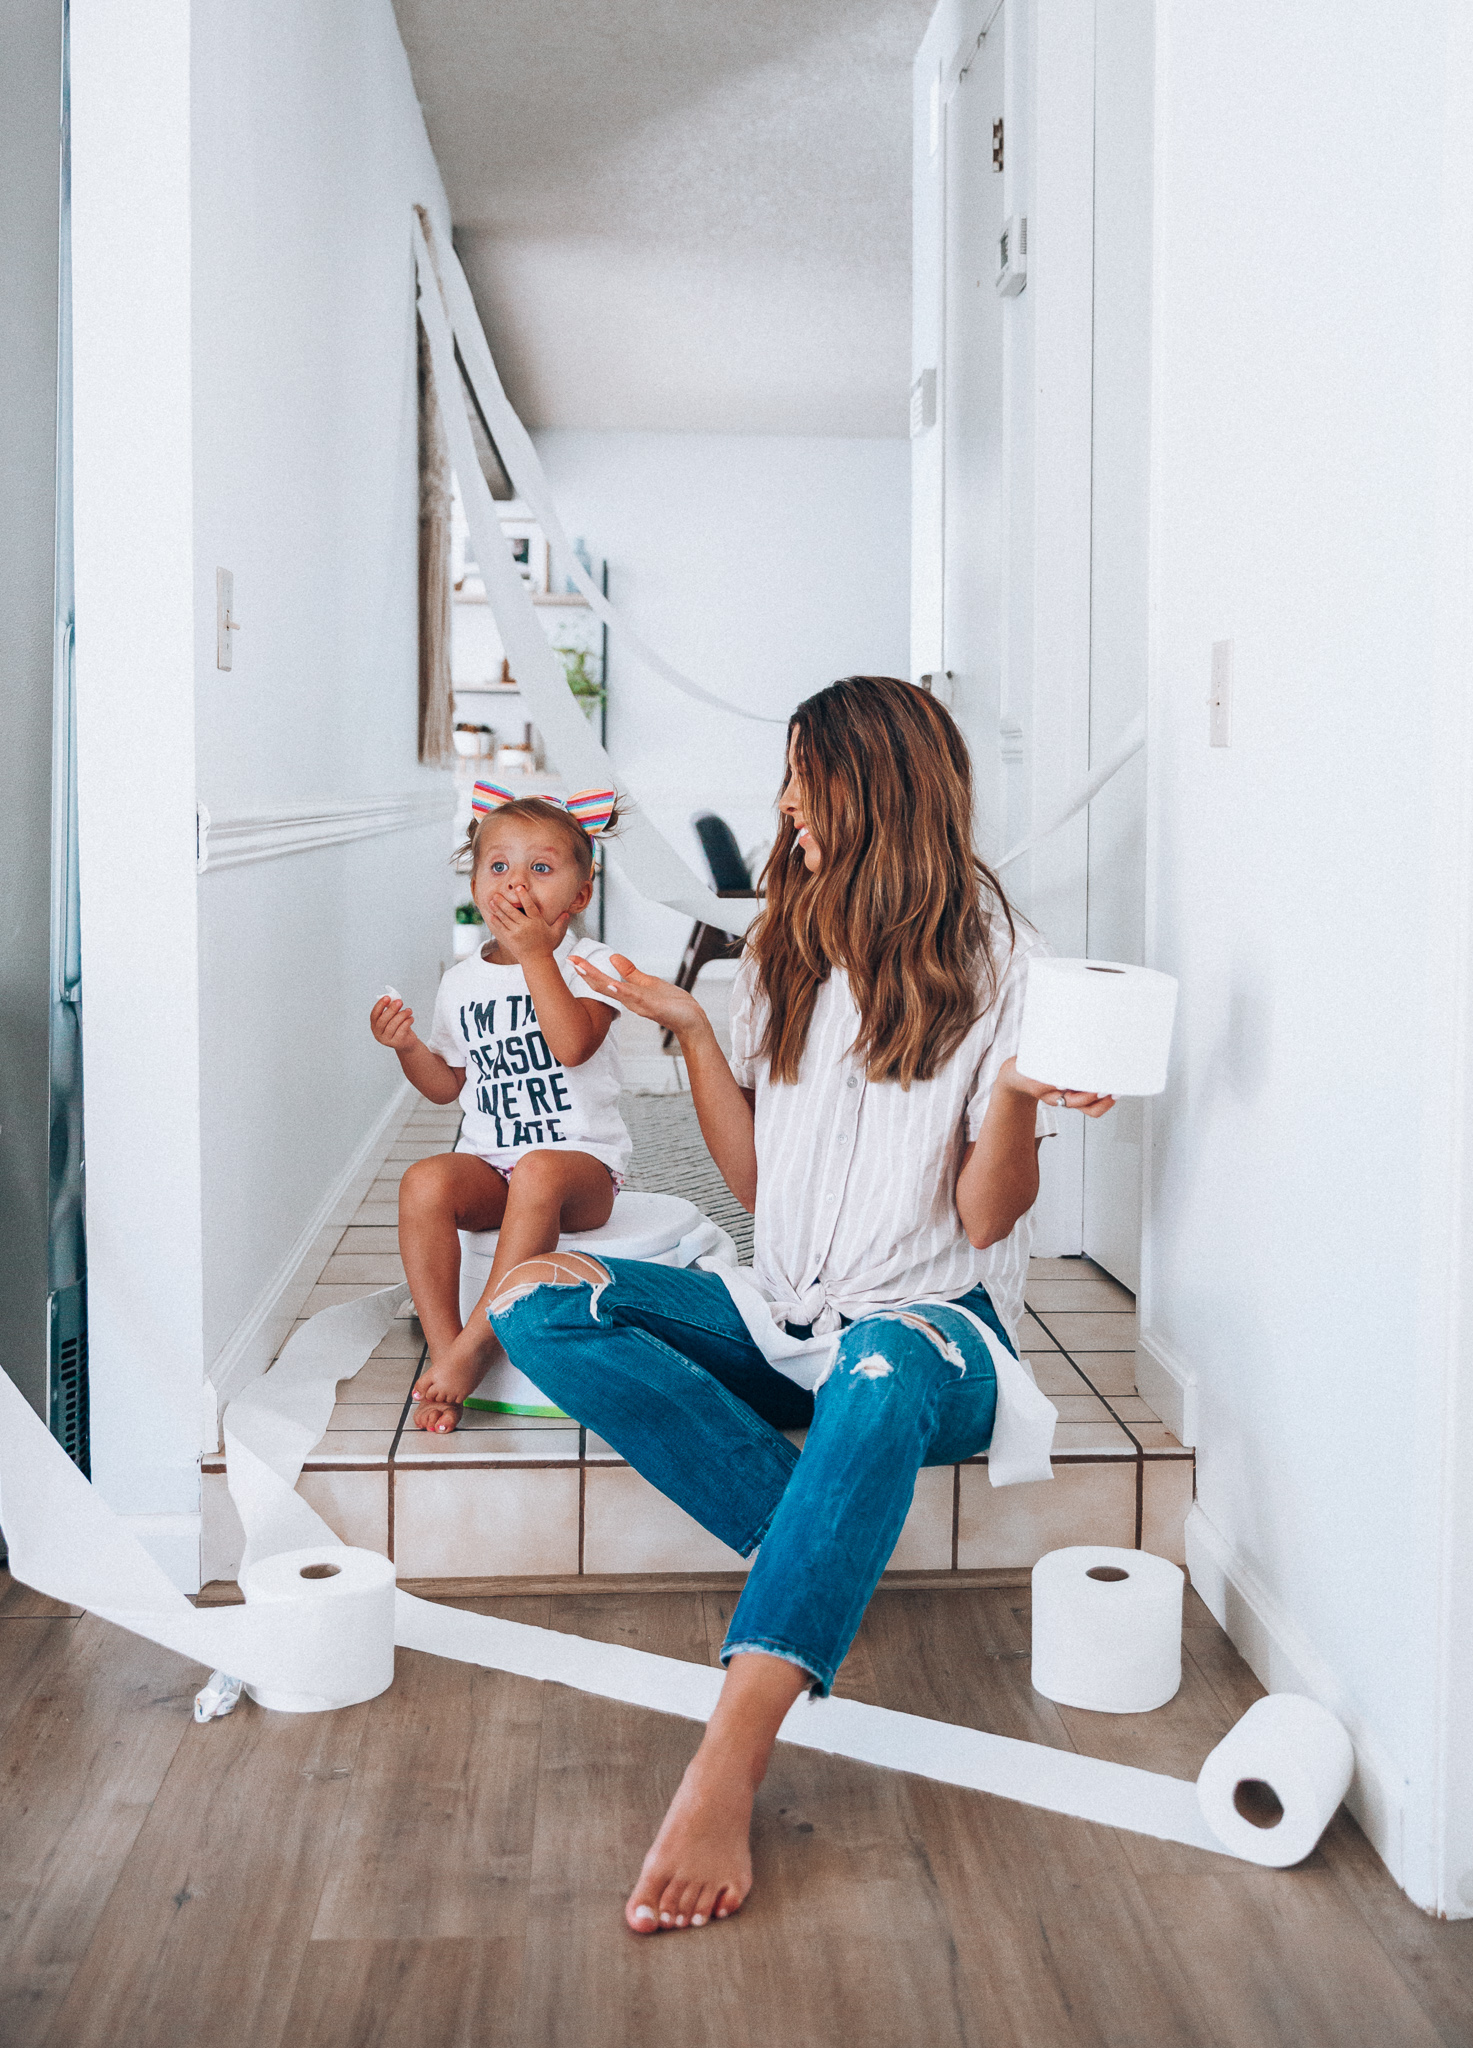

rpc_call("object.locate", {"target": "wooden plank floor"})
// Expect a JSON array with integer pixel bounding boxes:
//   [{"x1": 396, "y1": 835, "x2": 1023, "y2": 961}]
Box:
[{"x1": 4, "y1": 1572, "x2": 1473, "y2": 2048}]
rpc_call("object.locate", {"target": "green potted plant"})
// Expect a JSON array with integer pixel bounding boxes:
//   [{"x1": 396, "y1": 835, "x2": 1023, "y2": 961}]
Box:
[{"x1": 556, "y1": 644, "x2": 605, "y2": 720}]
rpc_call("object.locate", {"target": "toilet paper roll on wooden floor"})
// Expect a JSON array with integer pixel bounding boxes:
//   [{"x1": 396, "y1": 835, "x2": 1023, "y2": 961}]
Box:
[
  {"x1": 1196, "y1": 1694, "x2": 1355, "y2": 1868},
  {"x1": 240, "y1": 1544, "x2": 397, "y2": 1714},
  {"x1": 1016, "y1": 957, "x2": 1179, "y2": 1098},
  {"x1": 1031, "y1": 1545, "x2": 1185, "y2": 1715}
]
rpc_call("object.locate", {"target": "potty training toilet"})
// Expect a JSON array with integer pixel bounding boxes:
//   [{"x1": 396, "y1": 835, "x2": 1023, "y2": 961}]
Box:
[{"x1": 457, "y1": 1190, "x2": 738, "y2": 1416}]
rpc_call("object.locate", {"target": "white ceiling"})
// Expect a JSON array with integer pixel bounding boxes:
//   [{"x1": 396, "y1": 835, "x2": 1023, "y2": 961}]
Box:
[{"x1": 392, "y1": 0, "x2": 932, "y2": 437}]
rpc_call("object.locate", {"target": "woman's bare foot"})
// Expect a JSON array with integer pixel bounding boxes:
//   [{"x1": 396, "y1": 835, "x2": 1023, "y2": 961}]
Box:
[
  {"x1": 410, "y1": 1331, "x2": 493, "y2": 1432},
  {"x1": 625, "y1": 1746, "x2": 755, "y2": 1932},
  {"x1": 624, "y1": 1650, "x2": 809, "y2": 1934}
]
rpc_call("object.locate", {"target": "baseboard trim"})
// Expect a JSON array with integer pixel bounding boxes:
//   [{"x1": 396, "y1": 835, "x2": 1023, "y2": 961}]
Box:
[
  {"x1": 1136, "y1": 1329, "x2": 1198, "y2": 1446},
  {"x1": 195, "y1": 1566, "x2": 1036, "y2": 1607},
  {"x1": 205, "y1": 1079, "x2": 415, "y2": 1426},
  {"x1": 1184, "y1": 1501, "x2": 1410, "y2": 1896}
]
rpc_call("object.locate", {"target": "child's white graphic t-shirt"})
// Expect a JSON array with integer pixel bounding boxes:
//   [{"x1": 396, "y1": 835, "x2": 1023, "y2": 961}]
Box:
[{"x1": 426, "y1": 934, "x2": 630, "y2": 1177}]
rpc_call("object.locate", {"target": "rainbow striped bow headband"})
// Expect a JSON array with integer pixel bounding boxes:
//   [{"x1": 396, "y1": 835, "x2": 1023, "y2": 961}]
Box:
[{"x1": 471, "y1": 781, "x2": 617, "y2": 837}]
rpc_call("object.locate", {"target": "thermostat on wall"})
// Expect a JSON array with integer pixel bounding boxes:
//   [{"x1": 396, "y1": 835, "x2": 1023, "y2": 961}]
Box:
[{"x1": 996, "y1": 216, "x2": 1027, "y2": 296}]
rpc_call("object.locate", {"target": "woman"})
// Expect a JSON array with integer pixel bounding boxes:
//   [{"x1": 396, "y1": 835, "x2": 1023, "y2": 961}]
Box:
[{"x1": 487, "y1": 676, "x2": 1114, "y2": 1935}]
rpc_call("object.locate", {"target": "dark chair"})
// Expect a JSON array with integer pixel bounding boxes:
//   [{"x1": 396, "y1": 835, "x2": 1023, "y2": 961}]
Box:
[{"x1": 662, "y1": 812, "x2": 762, "y2": 1047}]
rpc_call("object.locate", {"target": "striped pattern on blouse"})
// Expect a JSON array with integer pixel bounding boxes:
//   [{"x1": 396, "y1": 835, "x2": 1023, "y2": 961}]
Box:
[{"x1": 726, "y1": 919, "x2": 1057, "y2": 1342}]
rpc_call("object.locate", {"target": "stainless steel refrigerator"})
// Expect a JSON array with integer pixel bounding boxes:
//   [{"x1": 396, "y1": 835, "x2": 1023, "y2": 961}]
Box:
[{"x1": 1, "y1": 0, "x2": 88, "y2": 1508}]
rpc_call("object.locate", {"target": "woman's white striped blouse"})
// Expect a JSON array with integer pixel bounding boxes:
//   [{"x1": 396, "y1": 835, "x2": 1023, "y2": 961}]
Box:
[{"x1": 727, "y1": 919, "x2": 1057, "y2": 1342}]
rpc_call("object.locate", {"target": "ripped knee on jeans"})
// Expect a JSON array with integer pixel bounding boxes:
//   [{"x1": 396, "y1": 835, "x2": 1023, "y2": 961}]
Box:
[
  {"x1": 833, "y1": 1311, "x2": 967, "y2": 1385},
  {"x1": 488, "y1": 1252, "x2": 611, "y2": 1318}
]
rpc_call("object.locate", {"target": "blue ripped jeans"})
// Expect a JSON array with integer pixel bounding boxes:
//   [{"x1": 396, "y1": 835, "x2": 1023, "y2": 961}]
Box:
[{"x1": 488, "y1": 1260, "x2": 1002, "y2": 1695}]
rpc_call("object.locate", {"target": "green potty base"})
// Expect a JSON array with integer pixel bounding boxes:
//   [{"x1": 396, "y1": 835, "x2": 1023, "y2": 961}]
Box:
[{"x1": 462, "y1": 1394, "x2": 570, "y2": 1420}]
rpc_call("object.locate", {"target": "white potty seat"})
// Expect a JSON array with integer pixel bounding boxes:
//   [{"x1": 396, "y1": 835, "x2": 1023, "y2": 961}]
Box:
[{"x1": 457, "y1": 1190, "x2": 738, "y2": 1416}]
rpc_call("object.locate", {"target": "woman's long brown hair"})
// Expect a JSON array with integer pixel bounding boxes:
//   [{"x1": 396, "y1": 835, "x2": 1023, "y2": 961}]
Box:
[{"x1": 750, "y1": 676, "x2": 1014, "y2": 1086}]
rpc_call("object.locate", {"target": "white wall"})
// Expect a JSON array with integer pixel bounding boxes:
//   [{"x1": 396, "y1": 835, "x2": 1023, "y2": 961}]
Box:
[
  {"x1": 528, "y1": 430, "x2": 912, "y2": 976},
  {"x1": 1145, "y1": 0, "x2": 1473, "y2": 1909},
  {"x1": 192, "y1": 1, "x2": 452, "y2": 1374},
  {"x1": 72, "y1": 0, "x2": 452, "y2": 1586}
]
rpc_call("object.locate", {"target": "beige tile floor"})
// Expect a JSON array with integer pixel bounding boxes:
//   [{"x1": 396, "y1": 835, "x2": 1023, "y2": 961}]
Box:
[{"x1": 203, "y1": 1095, "x2": 1193, "y2": 1585}]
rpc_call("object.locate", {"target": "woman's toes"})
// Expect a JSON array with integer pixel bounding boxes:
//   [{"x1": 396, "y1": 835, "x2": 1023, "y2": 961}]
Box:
[
  {"x1": 672, "y1": 1880, "x2": 705, "y2": 1929},
  {"x1": 689, "y1": 1882, "x2": 722, "y2": 1928},
  {"x1": 626, "y1": 1898, "x2": 660, "y2": 1936}
]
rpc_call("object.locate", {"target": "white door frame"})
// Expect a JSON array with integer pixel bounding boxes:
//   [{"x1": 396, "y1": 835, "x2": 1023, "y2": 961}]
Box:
[{"x1": 1002, "y1": 0, "x2": 1096, "y2": 1256}]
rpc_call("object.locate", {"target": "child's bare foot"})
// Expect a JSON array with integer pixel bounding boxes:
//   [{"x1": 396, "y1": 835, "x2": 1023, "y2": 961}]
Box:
[
  {"x1": 410, "y1": 1335, "x2": 492, "y2": 1432},
  {"x1": 624, "y1": 1743, "x2": 756, "y2": 1933}
]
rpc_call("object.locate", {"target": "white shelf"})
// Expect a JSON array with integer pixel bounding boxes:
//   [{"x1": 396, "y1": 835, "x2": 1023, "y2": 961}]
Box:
[{"x1": 453, "y1": 591, "x2": 591, "y2": 609}]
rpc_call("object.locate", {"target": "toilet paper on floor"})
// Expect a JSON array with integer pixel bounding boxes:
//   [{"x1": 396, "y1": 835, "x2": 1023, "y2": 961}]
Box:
[
  {"x1": 0, "y1": 1277, "x2": 1348, "y2": 1869},
  {"x1": 240, "y1": 1545, "x2": 397, "y2": 1714},
  {"x1": 1031, "y1": 1546, "x2": 1184, "y2": 1715},
  {"x1": 1196, "y1": 1693, "x2": 1355, "y2": 1867},
  {"x1": 1016, "y1": 957, "x2": 1179, "y2": 1098}
]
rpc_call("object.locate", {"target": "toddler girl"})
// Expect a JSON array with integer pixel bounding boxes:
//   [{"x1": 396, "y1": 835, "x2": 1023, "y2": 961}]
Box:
[{"x1": 370, "y1": 785, "x2": 628, "y2": 1431}]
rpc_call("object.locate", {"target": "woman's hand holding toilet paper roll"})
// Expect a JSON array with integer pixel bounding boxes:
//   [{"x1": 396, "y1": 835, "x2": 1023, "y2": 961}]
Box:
[{"x1": 998, "y1": 1057, "x2": 1117, "y2": 1118}]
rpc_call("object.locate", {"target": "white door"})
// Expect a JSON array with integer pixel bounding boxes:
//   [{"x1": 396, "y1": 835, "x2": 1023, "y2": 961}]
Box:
[{"x1": 1081, "y1": 0, "x2": 1154, "y2": 1290}]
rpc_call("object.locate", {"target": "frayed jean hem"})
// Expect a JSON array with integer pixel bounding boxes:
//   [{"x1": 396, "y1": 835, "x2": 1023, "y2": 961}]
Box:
[{"x1": 721, "y1": 1635, "x2": 831, "y2": 1699}]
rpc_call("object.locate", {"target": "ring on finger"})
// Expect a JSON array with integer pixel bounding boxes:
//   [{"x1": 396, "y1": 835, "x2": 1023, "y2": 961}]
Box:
[{"x1": 1056, "y1": 1093, "x2": 1069, "y2": 1108}]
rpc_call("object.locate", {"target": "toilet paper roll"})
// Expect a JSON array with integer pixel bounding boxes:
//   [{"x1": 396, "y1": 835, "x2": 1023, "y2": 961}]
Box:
[
  {"x1": 239, "y1": 1544, "x2": 397, "y2": 1714},
  {"x1": 1196, "y1": 1692, "x2": 1354, "y2": 1867},
  {"x1": 1031, "y1": 1545, "x2": 1184, "y2": 1714},
  {"x1": 1015, "y1": 957, "x2": 1179, "y2": 1098}
]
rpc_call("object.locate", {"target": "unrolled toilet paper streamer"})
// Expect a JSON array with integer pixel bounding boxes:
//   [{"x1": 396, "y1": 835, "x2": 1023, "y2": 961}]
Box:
[
  {"x1": 1016, "y1": 956, "x2": 1180, "y2": 1098},
  {"x1": 995, "y1": 715, "x2": 1147, "y2": 873},
  {"x1": 0, "y1": 1281, "x2": 1346, "y2": 1866},
  {"x1": 1031, "y1": 1546, "x2": 1184, "y2": 1716},
  {"x1": 413, "y1": 214, "x2": 755, "y2": 941}
]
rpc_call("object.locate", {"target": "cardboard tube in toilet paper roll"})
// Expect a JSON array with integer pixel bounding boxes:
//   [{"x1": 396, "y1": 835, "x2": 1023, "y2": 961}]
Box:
[
  {"x1": 1015, "y1": 957, "x2": 1179, "y2": 1097},
  {"x1": 1031, "y1": 1546, "x2": 1184, "y2": 1714},
  {"x1": 1196, "y1": 1693, "x2": 1355, "y2": 1866}
]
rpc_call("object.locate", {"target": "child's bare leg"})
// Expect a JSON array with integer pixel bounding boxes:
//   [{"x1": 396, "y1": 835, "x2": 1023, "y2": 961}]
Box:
[
  {"x1": 411, "y1": 1151, "x2": 615, "y2": 1430},
  {"x1": 398, "y1": 1154, "x2": 507, "y2": 1431}
]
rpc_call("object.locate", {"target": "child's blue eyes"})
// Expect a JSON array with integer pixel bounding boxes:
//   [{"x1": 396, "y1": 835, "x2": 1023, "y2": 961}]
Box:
[{"x1": 487, "y1": 860, "x2": 552, "y2": 875}]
